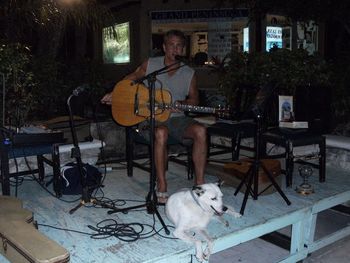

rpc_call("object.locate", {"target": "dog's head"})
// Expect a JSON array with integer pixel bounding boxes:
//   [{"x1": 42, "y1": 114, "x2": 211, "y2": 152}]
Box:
[{"x1": 192, "y1": 182, "x2": 225, "y2": 216}]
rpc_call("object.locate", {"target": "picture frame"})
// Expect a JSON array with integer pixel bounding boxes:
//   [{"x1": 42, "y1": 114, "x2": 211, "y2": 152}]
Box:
[{"x1": 278, "y1": 95, "x2": 293, "y2": 122}]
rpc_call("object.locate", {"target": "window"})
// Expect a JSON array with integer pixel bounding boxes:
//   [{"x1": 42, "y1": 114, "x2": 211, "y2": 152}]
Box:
[
  {"x1": 102, "y1": 22, "x2": 130, "y2": 64},
  {"x1": 266, "y1": 15, "x2": 292, "y2": 51},
  {"x1": 266, "y1": 26, "x2": 283, "y2": 51},
  {"x1": 243, "y1": 27, "x2": 249, "y2": 52},
  {"x1": 297, "y1": 21, "x2": 318, "y2": 55}
]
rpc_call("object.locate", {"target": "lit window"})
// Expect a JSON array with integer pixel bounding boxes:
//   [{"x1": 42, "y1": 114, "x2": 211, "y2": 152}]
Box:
[
  {"x1": 266, "y1": 26, "x2": 282, "y2": 51},
  {"x1": 102, "y1": 22, "x2": 130, "y2": 64}
]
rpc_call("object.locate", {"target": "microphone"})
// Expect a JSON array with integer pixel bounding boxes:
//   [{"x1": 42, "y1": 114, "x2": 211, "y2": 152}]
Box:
[{"x1": 72, "y1": 85, "x2": 88, "y2": 96}]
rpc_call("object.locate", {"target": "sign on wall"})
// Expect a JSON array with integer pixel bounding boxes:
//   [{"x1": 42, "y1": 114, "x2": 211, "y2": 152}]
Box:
[{"x1": 151, "y1": 9, "x2": 248, "y2": 23}]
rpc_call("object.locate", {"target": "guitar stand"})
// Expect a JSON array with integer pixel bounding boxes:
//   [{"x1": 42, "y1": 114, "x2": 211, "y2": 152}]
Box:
[
  {"x1": 106, "y1": 64, "x2": 182, "y2": 235},
  {"x1": 234, "y1": 113, "x2": 291, "y2": 215}
]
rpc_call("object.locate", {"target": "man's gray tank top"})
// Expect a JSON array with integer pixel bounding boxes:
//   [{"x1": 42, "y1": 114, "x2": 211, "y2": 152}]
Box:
[{"x1": 145, "y1": 56, "x2": 194, "y2": 117}]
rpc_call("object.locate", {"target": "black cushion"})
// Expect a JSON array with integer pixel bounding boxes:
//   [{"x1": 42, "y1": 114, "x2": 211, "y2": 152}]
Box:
[
  {"x1": 263, "y1": 127, "x2": 324, "y2": 147},
  {"x1": 207, "y1": 121, "x2": 256, "y2": 138}
]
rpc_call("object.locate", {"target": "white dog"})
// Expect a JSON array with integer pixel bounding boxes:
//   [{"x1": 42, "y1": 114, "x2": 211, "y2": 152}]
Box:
[{"x1": 165, "y1": 182, "x2": 241, "y2": 262}]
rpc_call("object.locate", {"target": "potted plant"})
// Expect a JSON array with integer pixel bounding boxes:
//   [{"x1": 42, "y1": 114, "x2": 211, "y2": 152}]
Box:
[
  {"x1": 0, "y1": 42, "x2": 36, "y2": 128},
  {"x1": 217, "y1": 48, "x2": 332, "y2": 127}
]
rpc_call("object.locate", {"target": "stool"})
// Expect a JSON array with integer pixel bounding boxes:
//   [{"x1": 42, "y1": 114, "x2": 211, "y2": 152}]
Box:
[{"x1": 261, "y1": 128, "x2": 326, "y2": 187}]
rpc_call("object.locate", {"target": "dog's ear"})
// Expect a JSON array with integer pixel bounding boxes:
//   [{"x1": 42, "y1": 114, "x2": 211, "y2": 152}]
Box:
[
  {"x1": 216, "y1": 180, "x2": 224, "y2": 188},
  {"x1": 192, "y1": 185, "x2": 205, "y2": 197}
]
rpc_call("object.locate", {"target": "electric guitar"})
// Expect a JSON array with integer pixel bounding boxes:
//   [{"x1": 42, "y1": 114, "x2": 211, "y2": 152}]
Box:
[{"x1": 111, "y1": 80, "x2": 231, "y2": 126}]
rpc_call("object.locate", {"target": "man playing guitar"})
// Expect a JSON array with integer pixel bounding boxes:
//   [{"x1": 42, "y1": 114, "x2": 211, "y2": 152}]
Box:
[{"x1": 101, "y1": 29, "x2": 207, "y2": 204}]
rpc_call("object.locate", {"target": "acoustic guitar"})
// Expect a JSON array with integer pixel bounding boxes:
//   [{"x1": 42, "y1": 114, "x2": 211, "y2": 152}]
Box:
[{"x1": 111, "y1": 80, "x2": 230, "y2": 126}]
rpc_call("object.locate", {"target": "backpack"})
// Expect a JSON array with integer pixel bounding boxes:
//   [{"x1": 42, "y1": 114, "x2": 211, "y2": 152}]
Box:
[{"x1": 60, "y1": 162, "x2": 102, "y2": 195}]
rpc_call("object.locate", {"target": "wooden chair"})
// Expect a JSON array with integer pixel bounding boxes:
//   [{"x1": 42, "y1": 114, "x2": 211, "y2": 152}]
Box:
[
  {"x1": 207, "y1": 84, "x2": 259, "y2": 161},
  {"x1": 125, "y1": 127, "x2": 194, "y2": 180}
]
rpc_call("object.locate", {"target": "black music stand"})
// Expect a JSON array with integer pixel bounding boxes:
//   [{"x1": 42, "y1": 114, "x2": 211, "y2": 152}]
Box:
[
  {"x1": 107, "y1": 62, "x2": 182, "y2": 235},
  {"x1": 233, "y1": 83, "x2": 291, "y2": 215}
]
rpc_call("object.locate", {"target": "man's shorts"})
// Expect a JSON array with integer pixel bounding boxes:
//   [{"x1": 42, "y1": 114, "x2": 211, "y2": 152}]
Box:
[{"x1": 137, "y1": 115, "x2": 197, "y2": 143}]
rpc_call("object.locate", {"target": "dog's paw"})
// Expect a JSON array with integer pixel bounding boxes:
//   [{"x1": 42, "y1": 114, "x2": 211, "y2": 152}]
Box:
[
  {"x1": 224, "y1": 205, "x2": 243, "y2": 218},
  {"x1": 221, "y1": 217, "x2": 229, "y2": 227},
  {"x1": 195, "y1": 253, "x2": 204, "y2": 262},
  {"x1": 203, "y1": 247, "x2": 212, "y2": 261},
  {"x1": 217, "y1": 216, "x2": 229, "y2": 227},
  {"x1": 225, "y1": 209, "x2": 242, "y2": 218},
  {"x1": 203, "y1": 241, "x2": 213, "y2": 261}
]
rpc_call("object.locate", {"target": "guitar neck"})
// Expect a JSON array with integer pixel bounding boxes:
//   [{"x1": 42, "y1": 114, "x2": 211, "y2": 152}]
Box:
[{"x1": 166, "y1": 103, "x2": 216, "y2": 114}]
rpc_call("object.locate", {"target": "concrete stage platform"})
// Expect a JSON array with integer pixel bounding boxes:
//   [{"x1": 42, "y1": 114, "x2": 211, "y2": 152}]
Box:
[{"x1": 1, "y1": 161, "x2": 350, "y2": 263}]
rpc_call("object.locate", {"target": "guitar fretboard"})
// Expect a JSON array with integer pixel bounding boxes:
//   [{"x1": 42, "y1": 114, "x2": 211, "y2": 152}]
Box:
[{"x1": 162, "y1": 103, "x2": 216, "y2": 114}]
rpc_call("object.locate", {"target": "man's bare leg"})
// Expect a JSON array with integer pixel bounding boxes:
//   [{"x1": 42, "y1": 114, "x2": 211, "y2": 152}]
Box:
[
  {"x1": 184, "y1": 123, "x2": 207, "y2": 185},
  {"x1": 154, "y1": 126, "x2": 168, "y2": 196}
]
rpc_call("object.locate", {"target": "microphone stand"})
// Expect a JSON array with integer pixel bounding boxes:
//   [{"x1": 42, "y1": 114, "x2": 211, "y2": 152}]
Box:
[
  {"x1": 107, "y1": 61, "x2": 181, "y2": 235},
  {"x1": 68, "y1": 89, "x2": 118, "y2": 214},
  {"x1": 67, "y1": 92, "x2": 90, "y2": 214}
]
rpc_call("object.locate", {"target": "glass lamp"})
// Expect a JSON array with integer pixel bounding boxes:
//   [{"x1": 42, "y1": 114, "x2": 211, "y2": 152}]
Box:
[{"x1": 296, "y1": 165, "x2": 314, "y2": 195}]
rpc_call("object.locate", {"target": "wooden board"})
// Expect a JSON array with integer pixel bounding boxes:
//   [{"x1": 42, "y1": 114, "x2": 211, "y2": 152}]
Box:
[
  {"x1": 223, "y1": 158, "x2": 281, "y2": 184},
  {"x1": 206, "y1": 162, "x2": 281, "y2": 195},
  {"x1": 2, "y1": 161, "x2": 350, "y2": 263}
]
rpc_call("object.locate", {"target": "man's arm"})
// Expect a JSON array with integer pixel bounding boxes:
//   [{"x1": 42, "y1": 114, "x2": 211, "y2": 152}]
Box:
[
  {"x1": 123, "y1": 60, "x2": 148, "y2": 81},
  {"x1": 101, "y1": 60, "x2": 148, "y2": 105},
  {"x1": 179, "y1": 74, "x2": 199, "y2": 106}
]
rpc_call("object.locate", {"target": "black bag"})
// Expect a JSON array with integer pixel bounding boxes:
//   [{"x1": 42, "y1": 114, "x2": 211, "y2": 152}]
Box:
[{"x1": 60, "y1": 162, "x2": 102, "y2": 195}]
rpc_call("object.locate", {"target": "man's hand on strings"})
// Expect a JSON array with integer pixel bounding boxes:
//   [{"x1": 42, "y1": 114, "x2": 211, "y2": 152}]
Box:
[
  {"x1": 101, "y1": 92, "x2": 112, "y2": 105},
  {"x1": 172, "y1": 100, "x2": 186, "y2": 113}
]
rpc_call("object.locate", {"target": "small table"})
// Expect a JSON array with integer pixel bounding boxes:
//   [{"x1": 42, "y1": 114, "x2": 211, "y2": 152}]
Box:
[
  {"x1": 0, "y1": 132, "x2": 64, "y2": 196},
  {"x1": 261, "y1": 128, "x2": 326, "y2": 187}
]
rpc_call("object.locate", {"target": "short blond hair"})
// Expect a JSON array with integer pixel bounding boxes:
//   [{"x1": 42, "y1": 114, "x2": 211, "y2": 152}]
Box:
[{"x1": 163, "y1": 30, "x2": 186, "y2": 46}]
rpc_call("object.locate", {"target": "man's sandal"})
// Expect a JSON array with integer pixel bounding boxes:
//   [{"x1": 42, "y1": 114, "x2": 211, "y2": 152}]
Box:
[{"x1": 156, "y1": 192, "x2": 169, "y2": 205}]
